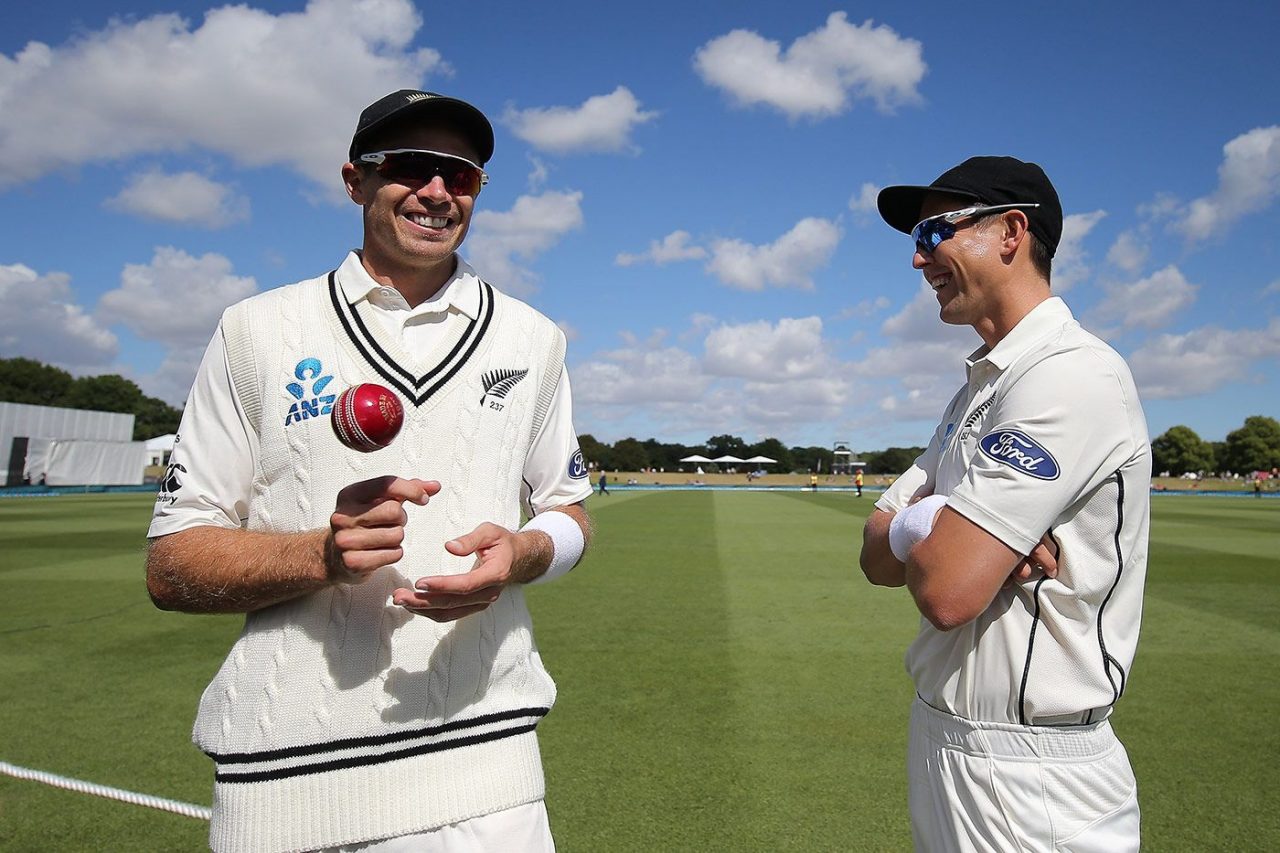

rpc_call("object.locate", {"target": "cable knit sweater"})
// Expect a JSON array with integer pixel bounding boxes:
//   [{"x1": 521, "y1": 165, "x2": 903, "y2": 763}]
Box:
[{"x1": 199, "y1": 266, "x2": 565, "y2": 853}]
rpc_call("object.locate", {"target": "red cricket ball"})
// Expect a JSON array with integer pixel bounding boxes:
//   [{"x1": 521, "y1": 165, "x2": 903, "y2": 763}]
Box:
[{"x1": 331, "y1": 383, "x2": 404, "y2": 452}]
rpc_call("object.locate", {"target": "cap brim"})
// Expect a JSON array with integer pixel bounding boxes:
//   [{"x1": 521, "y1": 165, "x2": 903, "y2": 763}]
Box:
[
  {"x1": 352, "y1": 97, "x2": 495, "y2": 165},
  {"x1": 877, "y1": 185, "x2": 983, "y2": 234}
]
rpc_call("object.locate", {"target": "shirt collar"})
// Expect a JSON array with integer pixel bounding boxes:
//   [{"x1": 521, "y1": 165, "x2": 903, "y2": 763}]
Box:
[
  {"x1": 965, "y1": 296, "x2": 1074, "y2": 373},
  {"x1": 334, "y1": 251, "x2": 482, "y2": 321}
]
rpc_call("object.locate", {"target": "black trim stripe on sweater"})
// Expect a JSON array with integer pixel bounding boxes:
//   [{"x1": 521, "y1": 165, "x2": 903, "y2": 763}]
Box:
[
  {"x1": 326, "y1": 273, "x2": 496, "y2": 407},
  {"x1": 207, "y1": 706, "x2": 550, "y2": 784}
]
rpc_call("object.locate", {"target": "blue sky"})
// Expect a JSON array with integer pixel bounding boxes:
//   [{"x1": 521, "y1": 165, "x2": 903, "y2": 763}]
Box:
[{"x1": 2, "y1": 0, "x2": 1276, "y2": 452}]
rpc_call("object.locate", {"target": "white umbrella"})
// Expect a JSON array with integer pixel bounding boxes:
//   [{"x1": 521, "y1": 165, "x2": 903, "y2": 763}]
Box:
[
  {"x1": 744, "y1": 455, "x2": 777, "y2": 464},
  {"x1": 679, "y1": 454, "x2": 713, "y2": 463},
  {"x1": 712, "y1": 455, "x2": 745, "y2": 463}
]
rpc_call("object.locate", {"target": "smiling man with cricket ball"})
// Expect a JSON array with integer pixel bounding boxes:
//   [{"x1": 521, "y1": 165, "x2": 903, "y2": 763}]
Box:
[
  {"x1": 859, "y1": 157, "x2": 1152, "y2": 852},
  {"x1": 147, "y1": 91, "x2": 593, "y2": 853}
]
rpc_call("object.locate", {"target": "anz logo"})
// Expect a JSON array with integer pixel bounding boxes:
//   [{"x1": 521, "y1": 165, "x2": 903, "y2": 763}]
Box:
[
  {"x1": 285, "y1": 358, "x2": 336, "y2": 426},
  {"x1": 978, "y1": 430, "x2": 1060, "y2": 480}
]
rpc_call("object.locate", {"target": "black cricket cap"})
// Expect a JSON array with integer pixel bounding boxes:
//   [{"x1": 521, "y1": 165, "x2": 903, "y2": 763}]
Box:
[
  {"x1": 877, "y1": 156, "x2": 1063, "y2": 256},
  {"x1": 349, "y1": 90, "x2": 495, "y2": 165}
]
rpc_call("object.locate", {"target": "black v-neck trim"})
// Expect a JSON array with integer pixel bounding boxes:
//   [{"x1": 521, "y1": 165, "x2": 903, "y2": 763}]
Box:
[{"x1": 327, "y1": 271, "x2": 496, "y2": 407}]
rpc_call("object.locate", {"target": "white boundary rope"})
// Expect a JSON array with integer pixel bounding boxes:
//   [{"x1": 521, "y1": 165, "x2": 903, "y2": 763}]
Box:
[{"x1": 0, "y1": 761, "x2": 211, "y2": 821}]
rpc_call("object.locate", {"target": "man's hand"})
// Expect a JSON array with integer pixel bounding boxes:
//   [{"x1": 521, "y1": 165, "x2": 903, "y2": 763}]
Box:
[
  {"x1": 326, "y1": 476, "x2": 439, "y2": 584},
  {"x1": 1005, "y1": 532, "x2": 1060, "y2": 587},
  {"x1": 392, "y1": 522, "x2": 549, "y2": 622}
]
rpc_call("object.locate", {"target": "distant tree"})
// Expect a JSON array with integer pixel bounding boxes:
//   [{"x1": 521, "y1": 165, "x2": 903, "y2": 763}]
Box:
[
  {"x1": 62, "y1": 374, "x2": 145, "y2": 414},
  {"x1": 1210, "y1": 441, "x2": 1229, "y2": 474},
  {"x1": 133, "y1": 395, "x2": 183, "y2": 441},
  {"x1": 0, "y1": 357, "x2": 73, "y2": 406},
  {"x1": 790, "y1": 445, "x2": 835, "y2": 473},
  {"x1": 578, "y1": 434, "x2": 611, "y2": 471},
  {"x1": 640, "y1": 439, "x2": 699, "y2": 471},
  {"x1": 612, "y1": 437, "x2": 649, "y2": 471},
  {"x1": 705, "y1": 434, "x2": 748, "y2": 460},
  {"x1": 1151, "y1": 425, "x2": 1214, "y2": 476},
  {"x1": 1223, "y1": 415, "x2": 1280, "y2": 474},
  {"x1": 747, "y1": 437, "x2": 793, "y2": 472},
  {"x1": 864, "y1": 447, "x2": 925, "y2": 475}
]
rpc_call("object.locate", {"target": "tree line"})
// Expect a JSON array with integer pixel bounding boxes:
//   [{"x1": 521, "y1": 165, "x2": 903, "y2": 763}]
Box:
[
  {"x1": 0, "y1": 357, "x2": 182, "y2": 441},
  {"x1": 580, "y1": 433, "x2": 925, "y2": 475},
  {"x1": 1151, "y1": 417, "x2": 1280, "y2": 477}
]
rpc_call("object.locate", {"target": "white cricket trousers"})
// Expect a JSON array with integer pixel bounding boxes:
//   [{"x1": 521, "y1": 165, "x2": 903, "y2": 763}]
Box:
[
  {"x1": 908, "y1": 698, "x2": 1140, "y2": 852},
  {"x1": 317, "y1": 801, "x2": 555, "y2": 852}
]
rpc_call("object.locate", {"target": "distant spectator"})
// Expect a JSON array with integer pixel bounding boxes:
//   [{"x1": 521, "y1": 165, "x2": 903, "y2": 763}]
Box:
[{"x1": 598, "y1": 472, "x2": 610, "y2": 496}]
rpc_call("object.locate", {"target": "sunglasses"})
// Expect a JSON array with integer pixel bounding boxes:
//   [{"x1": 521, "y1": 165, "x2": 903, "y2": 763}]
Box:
[
  {"x1": 911, "y1": 203, "x2": 1040, "y2": 254},
  {"x1": 357, "y1": 149, "x2": 489, "y2": 196}
]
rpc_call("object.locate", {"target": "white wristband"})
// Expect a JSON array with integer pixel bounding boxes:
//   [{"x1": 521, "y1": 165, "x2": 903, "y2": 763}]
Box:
[
  {"x1": 521, "y1": 511, "x2": 585, "y2": 585},
  {"x1": 888, "y1": 494, "x2": 949, "y2": 563}
]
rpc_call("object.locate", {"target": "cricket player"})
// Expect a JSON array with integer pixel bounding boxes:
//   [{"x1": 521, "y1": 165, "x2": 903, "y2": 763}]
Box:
[
  {"x1": 860, "y1": 156, "x2": 1150, "y2": 851},
  {"x1": 146, "y1": 90, "x2": 593, "y2": 852}
]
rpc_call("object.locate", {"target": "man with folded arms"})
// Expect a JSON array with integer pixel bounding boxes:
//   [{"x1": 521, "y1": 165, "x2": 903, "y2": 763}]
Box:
[
  {"x1": 860, "y1": 156, "x2": 1150, "y2": 851},
  {"x1": 147, "y1": 90, "x2": 593, "y2": 852}
]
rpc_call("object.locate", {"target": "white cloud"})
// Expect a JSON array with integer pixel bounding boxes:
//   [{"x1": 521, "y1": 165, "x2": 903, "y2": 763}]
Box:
[
  {"x1": 466, "y1": 190, "x2": 584, "y2": 296},
  {"x1": 705, "y1": 217, "x2": 841, "y2": 291},
  {"x1": 693, "y1": 12, "x2": 925, "y2": 119},
  {"x1": 141, "y1": 346, "x2": 210, "y2": 408},
  {"x1": 1053, "y1": 210, "x2": 1106, "y2": 292},
  {"x1": 849, "y1": 182, "x2": 880, "y2": 215},
  {"x1": 1106, "y1": 229, "x2": 1148, "y2": 274},
  {"x1": 703, "y1": 317, "x2": 831, "y2": 381},
  {"x1": 616, "y1": 230, "x2": 707, "y2": 266},
  {"x1": 1088, "y1": 265, "x2": 1197, "y2": 334},
  {"x1": 879, "y1": 285, "x2": 980, "y2": 346},
  {"x1": 1264, "y1": 279, "x2": 1280, "y2": 296},
  {"x1": 0, "y1": 263, "x2": 117, "y2": 366},
  {"x1": 504, "y1": 86, "x2": 658, "y2": 154},
  {"x1": 838, "y1": 295, "x2": 892, "y2": 320},
  {"x1": 0, "y1": 0, "x2": 447, "y2": 193},
  {"x1": 856, "y1": 286, "x2": 978, "y2": 421},
  {"x1": 96, "y1": 247, "x2": 257, "y2": 346},
  {"x1": 573, "y1": 344, "x2": 709, "y2": 405},
  {"x1": 1128, "y1": 318, "x2": 1280, "y2": 398},
  {"x1": 105, "y1": 169, "x2": 249, "y2": 227},
  {"x1": 1173, "y1": 125, "x2": 1280, "y2": 241},
  {"x1": 526, "y1": 157, "x2": 549, "y2": 191}
]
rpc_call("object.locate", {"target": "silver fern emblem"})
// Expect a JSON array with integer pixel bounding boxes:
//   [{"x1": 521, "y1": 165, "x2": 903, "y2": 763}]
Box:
[{"x1": 481, "y1": 368, "x2": 529, "y2": 404}]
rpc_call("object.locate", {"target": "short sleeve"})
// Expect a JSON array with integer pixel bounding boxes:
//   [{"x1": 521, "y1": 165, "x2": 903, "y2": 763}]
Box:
[
  {"x1": 147, "y1": 326, "x2": 256, "y2": 537},
  {"x1": 875, "y1": 386, "x2": 966, "y2": 513},
  {"x1": 521, "y1": 366, "x2": 593, "y2": 515},
  {"x1": 947, "y1": 349, "x2": 1141, "y2": 555}
]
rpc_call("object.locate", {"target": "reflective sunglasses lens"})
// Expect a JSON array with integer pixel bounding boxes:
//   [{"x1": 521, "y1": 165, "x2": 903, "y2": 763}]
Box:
[
  {"x1": 912, "y1": 219, "x2": 954, "y2": 253},
  {"x1": 377, "y1": 154, "x2": 481, "y2": 196}
]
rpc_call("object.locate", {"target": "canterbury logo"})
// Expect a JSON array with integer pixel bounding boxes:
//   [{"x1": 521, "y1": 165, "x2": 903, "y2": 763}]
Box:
[
  {"x1": 481, "y1": 368, "x2": 529, "y2": 402},
  {"x1": 405, "y1": 93, "x2": 429, "y2": 103}
]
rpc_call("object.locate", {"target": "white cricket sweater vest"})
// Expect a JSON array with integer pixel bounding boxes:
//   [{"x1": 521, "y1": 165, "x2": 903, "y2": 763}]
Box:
[{"x1": 199, "y1": 268, "x2": 566, "y2": 853}]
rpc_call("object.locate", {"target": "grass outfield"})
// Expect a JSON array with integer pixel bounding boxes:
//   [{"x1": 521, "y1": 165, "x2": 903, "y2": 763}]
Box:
[{"x1": 0, "y1": 492, "x2": 1276, "y2": 850}]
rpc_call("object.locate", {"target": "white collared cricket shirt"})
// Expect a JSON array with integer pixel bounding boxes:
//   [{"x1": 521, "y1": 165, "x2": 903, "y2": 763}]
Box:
[{"x1": 878, "y1": 297, "x2": 1151, "y2": 726}]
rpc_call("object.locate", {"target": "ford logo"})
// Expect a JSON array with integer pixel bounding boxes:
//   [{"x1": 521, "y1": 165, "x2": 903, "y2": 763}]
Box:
[
  {"x1": 568, "y1": 449, "x2": 588, "y2": 479},
  {"x1": 978, "y1": 430, "x2": 1060, "y2": 480}
]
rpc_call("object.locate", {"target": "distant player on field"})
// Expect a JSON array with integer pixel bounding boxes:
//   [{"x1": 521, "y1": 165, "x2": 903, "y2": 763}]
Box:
[
  {"x1": 860, "y1": 157, "x2": 1151, "y2": 851},
  {"x1": 146, "y1": 90, "x2": 593, "y2": 852}
]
